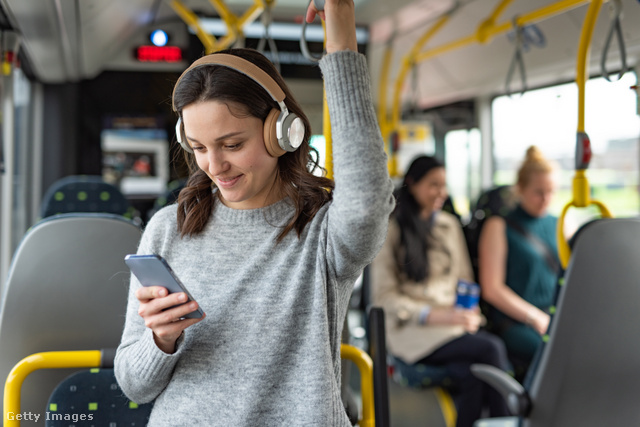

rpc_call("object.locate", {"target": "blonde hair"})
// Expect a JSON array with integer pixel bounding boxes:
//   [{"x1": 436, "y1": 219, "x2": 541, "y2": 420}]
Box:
[{"x1": 516, "y1": 146, "x2": 554, "y2": 189}]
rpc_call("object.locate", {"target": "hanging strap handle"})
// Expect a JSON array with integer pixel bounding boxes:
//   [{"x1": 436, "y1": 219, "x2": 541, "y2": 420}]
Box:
[
  {"x1": 505, "y1": 17, "x2": 528, "y2": 97},
  {"x1": 601, "y1": 0, "x2": 628, "y2": 82}
]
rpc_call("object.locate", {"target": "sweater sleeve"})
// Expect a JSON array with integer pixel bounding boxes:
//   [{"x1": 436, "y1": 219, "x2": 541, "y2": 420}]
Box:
[
  {"x1": 319, "y1": 51, "x2": 395, "y2": 281},
  {"x1": 114, "y1": 215, "x2": 186, "y2": 404}
]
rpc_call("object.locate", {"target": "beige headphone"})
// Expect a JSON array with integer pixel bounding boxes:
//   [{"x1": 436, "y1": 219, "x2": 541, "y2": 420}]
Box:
[{"x1": 172, "y1": 53, "x2": 305, "y2": 157}]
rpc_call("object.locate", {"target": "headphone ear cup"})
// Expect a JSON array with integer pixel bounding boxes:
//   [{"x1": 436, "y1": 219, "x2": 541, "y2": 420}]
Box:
[
  {"x1": 263, "y1": 108, "x2": 285, "y2": 157},
  {"x1": 176, "y1": 117, "x2": 193, "y2": 153}
]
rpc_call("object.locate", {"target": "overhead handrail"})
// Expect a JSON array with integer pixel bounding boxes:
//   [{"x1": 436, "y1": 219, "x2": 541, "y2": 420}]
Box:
[
  {"x1": 414, "y1": 0, "x2": 589, "y2": 64},
  {"x1": 167, "y1": 0, "x2": 265, "y2": 54},
  {"x1": 382, "y1": 5, "x2": 457, "y2": 177},
  {"x1": 600, "y1": 0, "x2": 628, "y2": 81},
  {"x1": 557, "y1": 0, "x2": 613, "y2": 269},
  {"x1": 382, "y1": 0, "x2": 589, "y2": 178}
]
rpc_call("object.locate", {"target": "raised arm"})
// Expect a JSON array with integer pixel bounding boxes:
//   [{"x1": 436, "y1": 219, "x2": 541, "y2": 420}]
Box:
[
  {"x1": 315, "y1": 0, "x2": 395, "y2": 279},
  {"x1": 478, "y1": 216, "x2": 549, "y2": 335}
]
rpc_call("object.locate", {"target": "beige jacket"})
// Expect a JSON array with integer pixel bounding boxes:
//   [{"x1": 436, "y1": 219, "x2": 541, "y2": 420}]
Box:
[{"x1": 371, "y1": 211, "x2": 474, "y2": 364}]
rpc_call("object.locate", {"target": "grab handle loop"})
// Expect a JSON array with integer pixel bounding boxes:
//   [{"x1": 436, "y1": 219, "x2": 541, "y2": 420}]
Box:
[
  {"x1": 257, "y1": 0, "x2": 280, "y2": 72},
  {"x1": 505, "y1": 17, "x2": 528, "y2": 97},
  {"x1": 300, "y1": 0, "x2": 325, "y2": 63},
  {"x1": 601, "y1": 0, "x2": 627, "y2": 82}
]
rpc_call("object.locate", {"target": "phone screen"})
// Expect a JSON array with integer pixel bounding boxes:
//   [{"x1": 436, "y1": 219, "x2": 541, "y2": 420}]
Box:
[{"x1": 124, "y1": 254, "x2": 204, "y2": 319}]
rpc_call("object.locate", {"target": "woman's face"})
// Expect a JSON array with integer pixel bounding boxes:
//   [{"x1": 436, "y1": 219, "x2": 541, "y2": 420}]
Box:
[
  {"x1": 518, "y1": 171, "x2": 555, "y2": 217},
  {"x1": 182, "y1": 100, "x2": 281, "y2": 210},
  {"x1": 409, "y1": 167, "x2": 448, "y2": 217}
]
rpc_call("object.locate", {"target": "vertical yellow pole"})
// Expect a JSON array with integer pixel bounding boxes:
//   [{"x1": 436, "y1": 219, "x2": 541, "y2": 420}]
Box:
[
  {"x1": 323, "y1": 89, "x2": 333, "y2": 179},
  {"x1": 575, "y1": 0, "x2": 603, "y2": 133},
  {"x1": 321, "y1": 20, "x2": 333, "y2": 180}
]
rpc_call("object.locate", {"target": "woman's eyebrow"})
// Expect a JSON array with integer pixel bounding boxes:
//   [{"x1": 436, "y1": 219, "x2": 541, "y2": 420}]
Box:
[{"x1": 186, "y1": 131, "x2": 246, "y2": 144}]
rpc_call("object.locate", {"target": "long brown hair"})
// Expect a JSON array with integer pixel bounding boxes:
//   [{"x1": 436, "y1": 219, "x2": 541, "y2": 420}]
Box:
[{"x1": 172, "y1": 48, "x2": 334, "y2": 241}]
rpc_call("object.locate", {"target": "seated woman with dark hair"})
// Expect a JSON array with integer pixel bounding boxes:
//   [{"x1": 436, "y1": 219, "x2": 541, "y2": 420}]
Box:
[{"x1": 372, "y1": 155, "x2": 510, "y2": 427}]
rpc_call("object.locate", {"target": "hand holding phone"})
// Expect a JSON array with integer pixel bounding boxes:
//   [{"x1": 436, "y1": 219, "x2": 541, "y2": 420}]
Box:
[
  {"x1": 125, "y1": 254, "x2": 205, "y2": 353},
  {"x1": 125, "y1": 254, "x2": 204, "y2": 319}
]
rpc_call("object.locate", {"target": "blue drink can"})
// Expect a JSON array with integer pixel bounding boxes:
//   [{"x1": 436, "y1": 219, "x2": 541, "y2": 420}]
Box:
[{"x1": 456, "y1": 280, "x2": 480, "y2": 309}]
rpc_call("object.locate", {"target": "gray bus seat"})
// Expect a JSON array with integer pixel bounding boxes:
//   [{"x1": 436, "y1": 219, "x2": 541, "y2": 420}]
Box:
[
  {"x1": 40, "y1": 175, "x2": 134, "y2": 219},
  {"x1": 471, "y1": 218, "x2": 640, "y2": 426},
  {"x1": 0, "y1": 213, "x2": 141, "y2": 427}
]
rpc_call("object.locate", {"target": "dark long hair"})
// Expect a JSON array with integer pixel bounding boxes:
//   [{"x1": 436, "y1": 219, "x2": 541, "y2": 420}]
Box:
[
  {"x1": 394, "y1": 156, "x2": 444, "y2": 282},
  {"x1": 172, "y1": 48, "x2": 334, "y2": 240}
]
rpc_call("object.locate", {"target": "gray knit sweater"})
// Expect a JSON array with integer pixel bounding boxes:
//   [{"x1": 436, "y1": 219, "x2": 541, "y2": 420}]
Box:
[{"x1": 114, "y1": 51, "x2": 395, "y2": 426}]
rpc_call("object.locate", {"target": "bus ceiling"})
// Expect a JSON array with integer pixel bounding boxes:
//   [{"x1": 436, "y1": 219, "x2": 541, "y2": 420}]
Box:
[{"x1": 0, "y1": 0, "x2": 637, "y2": 111}]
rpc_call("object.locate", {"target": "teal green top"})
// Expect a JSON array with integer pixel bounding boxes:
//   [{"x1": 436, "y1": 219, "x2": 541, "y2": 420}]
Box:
[{"x1": 504, "y1": 205, "x2": 558, "y2": 310}]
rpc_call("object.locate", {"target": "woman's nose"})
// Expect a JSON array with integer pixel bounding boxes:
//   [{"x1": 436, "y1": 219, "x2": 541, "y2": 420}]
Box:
[{"x1": 208, "y1": 150, "x2": 228, "y2": 176}]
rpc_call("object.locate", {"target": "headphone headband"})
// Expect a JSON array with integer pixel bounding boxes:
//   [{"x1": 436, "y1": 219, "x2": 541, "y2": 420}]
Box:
[
  {"x1": 171, "y1": 53, "x2": 286, "y2": 112},
  {"x1": 172, "y1": 51, "x2": 305, "y2": 157}
]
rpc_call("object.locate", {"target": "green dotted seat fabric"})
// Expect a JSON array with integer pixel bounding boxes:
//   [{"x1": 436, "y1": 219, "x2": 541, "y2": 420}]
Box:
[
  {"x1": 45, "y1": 369, "x2": 152, "y2": 426},
  {"x1": 41, "y1": 176, "x2": 131, "y2": 219},
  {"x1": 390, "y1": 355, "x2": 456, "y2": 391}
]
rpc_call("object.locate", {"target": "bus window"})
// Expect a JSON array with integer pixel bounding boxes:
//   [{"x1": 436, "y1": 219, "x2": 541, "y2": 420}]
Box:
[
  {"x1": 445, "y1": 127, "x2": 481, "y2": 222},
  {"x1": 492, "y1": 72, "x2": 640, "y2": 226}
]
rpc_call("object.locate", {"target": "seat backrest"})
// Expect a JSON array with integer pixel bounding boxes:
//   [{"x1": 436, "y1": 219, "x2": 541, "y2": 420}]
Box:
[
  {"x1": 45, "y1": 368, "x2": 152, "y2": 426},
  {"x1": 525, "y1": 218, "x2": 640, "y2": 427},
  {"x1": 463, "y1": 185, "x2": 515, "y2": 281},
  {"x1": 40, "y1": 175, "x2": 132, "y2": 218},
  {"x1": 0, "y1": 214, "x2": 141, "y2": 426},
  {"x1": 146, "y1": 177, "x2": 187, "y2": 221}
]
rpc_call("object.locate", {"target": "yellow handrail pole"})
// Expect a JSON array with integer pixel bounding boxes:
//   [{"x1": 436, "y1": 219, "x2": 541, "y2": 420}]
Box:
[
  {"x1": 323, "y1": 90, "x2": 333, "y2": 179},
  {"x1": 377, "y1": 41, "x2": 392, "y2": 137},
  {"x1": 4, "y1": 351, "x2": 102, "y2": 427},
  {"x1": 208, "y1": 0, "x2": 242, "y2": 50},
  {"x1": 212, "y1": 0, "x2": 267, "y2": 51},
  {"x1": 390, "y1": 14, "x2": 451, "y2": 132},
  {"x1": 168, "y1": 0, "x2": 219, "y2": 54},
  {"x1": 558, "y1": 0, "x2": 613, "y2": 269},
  {"x1": 575, "y1": 0, "x2": 602, "y2": 135},
  {"x1": 386, "y1": 14, "x2": 451, "y2": 177},
  {"x1": 237, "y1": 0, "x2": 266, "y2": 29},
  {"x1": 414, "y1": 0, "x2": 590, "y2": 63},
  {"x1": 476, "y1": 0, "x2": 516, "y2": 44},
  {"x1": 341, "y1": 344, "x2": 375, "y2": 427},
  {"x1": 321, "y1": 21, "x2": 333, "y2": 180},
  {"x1": 377, "y1": 41, "x2": 395, "y2": 175}
]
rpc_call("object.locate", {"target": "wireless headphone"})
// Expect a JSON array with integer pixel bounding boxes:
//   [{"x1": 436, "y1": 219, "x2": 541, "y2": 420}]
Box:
[{"x1": 172, "y1": 53, "x2": 306, "y2": 157}]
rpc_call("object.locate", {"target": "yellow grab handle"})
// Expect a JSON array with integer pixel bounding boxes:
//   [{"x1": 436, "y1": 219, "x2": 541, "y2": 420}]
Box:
[
  {"x1": 4, "y1": 351, "x2": 102, "y2": 426},
  {"x1": 557, "y1": 196, "x2": 613, "y2": 269},
  {"x1": 341, "y1": 344, "x2": 375, "y2": 427}
]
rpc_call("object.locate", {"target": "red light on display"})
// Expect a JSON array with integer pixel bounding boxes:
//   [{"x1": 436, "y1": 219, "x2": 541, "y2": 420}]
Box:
[{"x1": 136, "y1": 46, "x2": 182, "y2": 62}]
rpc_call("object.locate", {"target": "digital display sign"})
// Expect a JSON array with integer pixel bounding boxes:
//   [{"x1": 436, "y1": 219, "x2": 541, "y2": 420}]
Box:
[{"x1": 135, "y1": 46, "x2": 182, "y2": 62}]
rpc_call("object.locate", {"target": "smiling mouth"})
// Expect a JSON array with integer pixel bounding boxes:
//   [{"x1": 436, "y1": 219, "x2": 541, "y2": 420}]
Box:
[{"x1": 216, "y1": 175, "x2": 242, "y2": 188}]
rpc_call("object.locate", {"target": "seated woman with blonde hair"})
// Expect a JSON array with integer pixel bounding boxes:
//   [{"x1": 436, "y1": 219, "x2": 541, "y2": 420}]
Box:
[{"x1": 478, "y1": 146, "x2": 560, "y2": 379}]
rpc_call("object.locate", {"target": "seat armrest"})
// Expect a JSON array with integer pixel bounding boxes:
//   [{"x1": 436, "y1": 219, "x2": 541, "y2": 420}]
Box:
[{"x1": 471, "y1": 363, "x2": 530, "y2": 416}]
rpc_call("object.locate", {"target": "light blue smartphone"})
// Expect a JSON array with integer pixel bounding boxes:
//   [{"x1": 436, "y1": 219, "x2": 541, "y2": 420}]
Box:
[{"x1": 124, "y1": 254, "x2": 204, "y2": 319}]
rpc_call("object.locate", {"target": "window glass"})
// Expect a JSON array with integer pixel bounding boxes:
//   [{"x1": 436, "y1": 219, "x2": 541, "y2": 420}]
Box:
[
  {"x1": 445, "y1": 128, "x2": 481, "y2": 222},
  {"x1": 492, "y1": 72, "x2": 639, "y2": 230}
]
